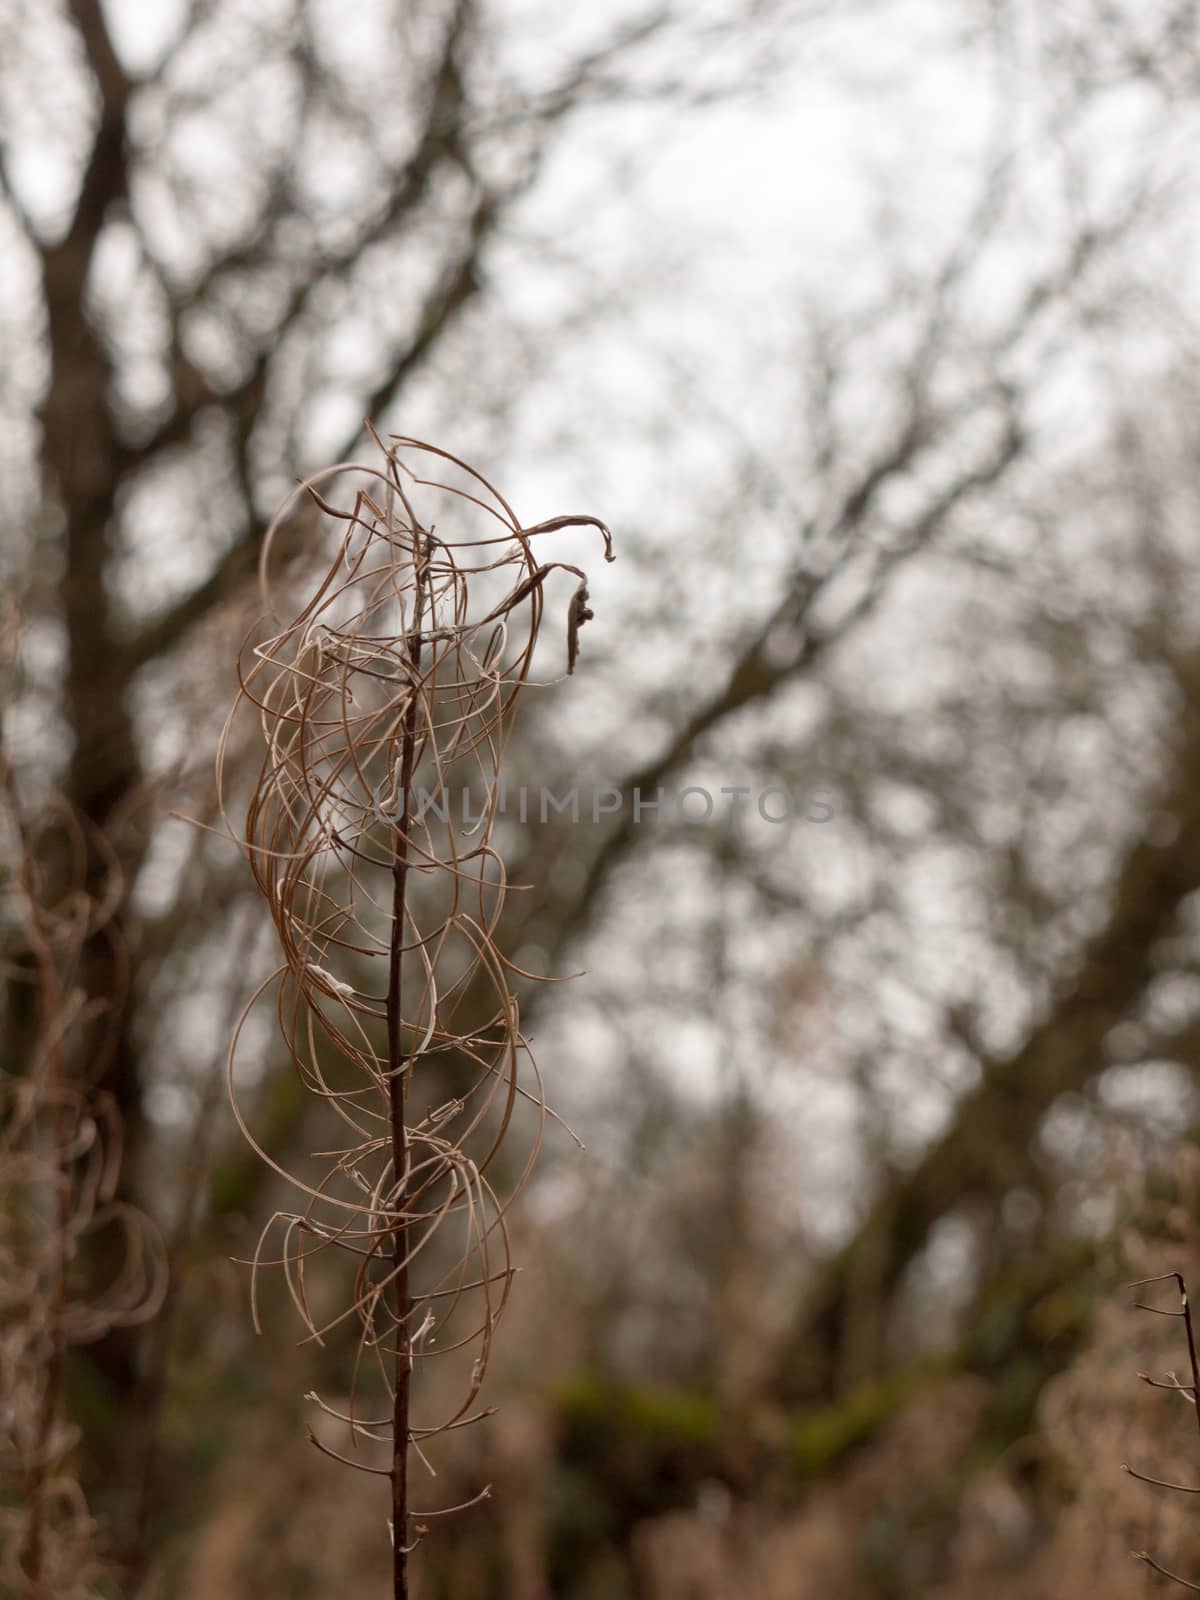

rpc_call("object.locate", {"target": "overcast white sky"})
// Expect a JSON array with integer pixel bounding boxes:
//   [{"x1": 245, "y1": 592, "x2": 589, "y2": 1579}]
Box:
[{"x1": 6, "y1": 0, "x2": 1200, "y2": 1243}]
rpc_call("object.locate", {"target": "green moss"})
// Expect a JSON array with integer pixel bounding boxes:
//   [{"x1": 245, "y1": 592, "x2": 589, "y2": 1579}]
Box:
[
  {"x1": 556, "y1": 1372, "x2": 717, "y2": 1447},
  {"x1": 548, "y1": 1375, "x2": 721, "y2": 1590},
  {"x1": 555, "y1": 1363, "x2": 963, "y2": 1494},
  {"x1": 787, "y1": 1360, "x2": 951, "y2": 1481}
]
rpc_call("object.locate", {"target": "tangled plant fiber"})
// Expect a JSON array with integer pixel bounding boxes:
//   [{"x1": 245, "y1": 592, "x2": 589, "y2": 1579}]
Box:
[
  {"x1": 217, "y1": 431, "x2": 612, "y2": 1597},
  {"x1": 0, "y1": 730, "x2": 165, "y2": 1595}
]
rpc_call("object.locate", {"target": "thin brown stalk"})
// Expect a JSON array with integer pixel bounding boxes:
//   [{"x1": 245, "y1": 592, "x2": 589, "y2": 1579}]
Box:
[
  {"x1": 0, "y1": 737, "x2": 165, "y2": 1597},
  {"x1": 4, "y1": 766, "x2": 71, "y2": 1600},
  {"x1": 1126, "y1": 1271, "x2": 1200, "y2": 1590},
  {"x1": 386, "y1": 521, "x2": 428, "y2": 1598}
]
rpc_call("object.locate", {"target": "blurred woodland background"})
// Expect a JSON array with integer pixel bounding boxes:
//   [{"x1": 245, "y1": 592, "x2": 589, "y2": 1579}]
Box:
[{"x1": 6, "y1": 0, "x2": 1200, "y2": 1595}]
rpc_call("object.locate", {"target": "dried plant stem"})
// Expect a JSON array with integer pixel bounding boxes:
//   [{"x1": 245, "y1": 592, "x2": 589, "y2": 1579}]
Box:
[
  {"x1": 7, "y1": 773, "x2": 70, "y2": 1600},
  {"x1": 0, "y1": 735, "x2": 165, "y2": 1597},
  {"x1": 1127, "y1": 1271, "x2": 1200, "y2": 1590},
  {"x1": 387, "y1": 534, "x2": 428, "y2": 1598},
  {"x1": 216, "y1": 434, "x2": 612, "y2": 1587},
  {"x1": 22, "y1": 1047, "x2": 67, "y2": 1600}
]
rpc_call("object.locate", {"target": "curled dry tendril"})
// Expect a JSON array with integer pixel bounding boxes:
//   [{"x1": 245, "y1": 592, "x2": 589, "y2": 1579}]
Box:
[{"x1": 217, "y1": 430, "x2": 611, "y2": 1581}]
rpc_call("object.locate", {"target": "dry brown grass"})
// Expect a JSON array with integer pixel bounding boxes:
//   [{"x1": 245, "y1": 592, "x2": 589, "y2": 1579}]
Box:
[{"x1": 0, "y1": 692, "x2": 165, "y2": 1597}]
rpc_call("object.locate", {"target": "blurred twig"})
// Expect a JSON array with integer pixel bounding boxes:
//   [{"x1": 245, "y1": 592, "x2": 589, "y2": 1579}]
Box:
[{"x1": 1126, "y1": 1271, "x2": 1200, "y2": 1590}]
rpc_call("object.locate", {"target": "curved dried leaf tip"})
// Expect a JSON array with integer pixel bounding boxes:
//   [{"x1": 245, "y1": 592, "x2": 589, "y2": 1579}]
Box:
[{"x1": 217, "y1": 432, "x2": 611, "y2": 1559}]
